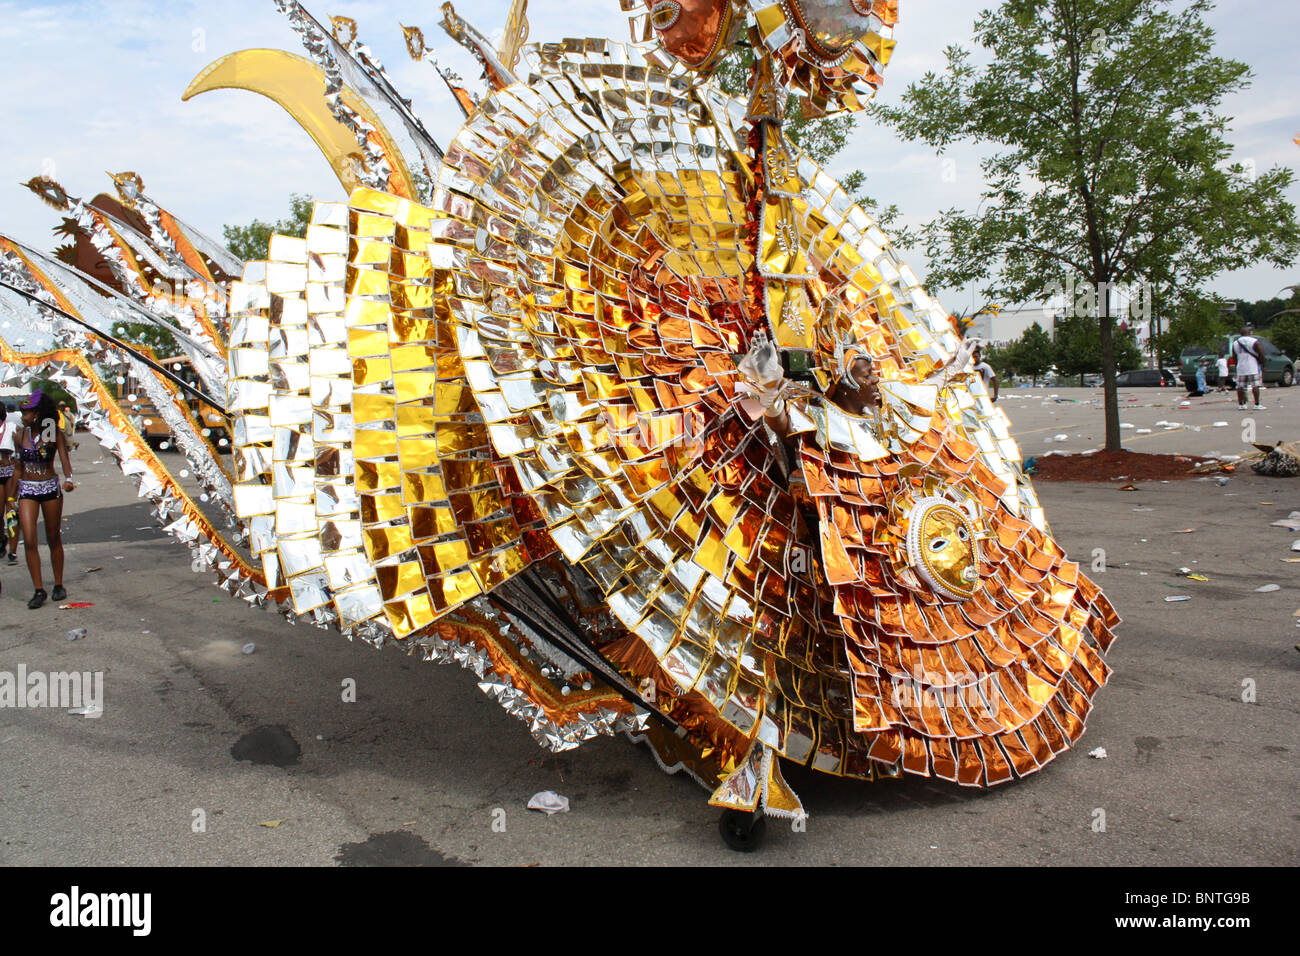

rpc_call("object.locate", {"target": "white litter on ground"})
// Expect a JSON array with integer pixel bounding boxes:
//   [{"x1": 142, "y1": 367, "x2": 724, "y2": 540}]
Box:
[
  {"x1": 1270, "y1": 512, "x2": 1300, "y2": 531},
  {"x1": 527, "y1": 791, "x2": 570, "y2": 815}
]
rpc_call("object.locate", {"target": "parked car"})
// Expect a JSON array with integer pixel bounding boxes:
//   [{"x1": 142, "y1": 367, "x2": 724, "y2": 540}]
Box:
[
  {"x1": 1115, "y1": 367, "x2": 1172, "y2": 387},
  {"x1": 1180, "y1": 336, "x2": 1294, "y2": 391}
]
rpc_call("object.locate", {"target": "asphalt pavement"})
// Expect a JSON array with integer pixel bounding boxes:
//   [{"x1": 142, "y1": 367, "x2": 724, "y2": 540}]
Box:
[{"x1": 0, "y1": 384, "x2": 1296, "y2": 866}]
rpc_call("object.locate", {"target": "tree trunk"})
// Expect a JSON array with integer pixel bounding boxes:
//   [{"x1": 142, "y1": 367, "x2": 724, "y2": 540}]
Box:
[
  {"x1": 1151, "y1": 285, "x2": 1163, "y2": 369},
  {"x1": 1099, "y1": 279, "x2": 1121, "y2": 450}
]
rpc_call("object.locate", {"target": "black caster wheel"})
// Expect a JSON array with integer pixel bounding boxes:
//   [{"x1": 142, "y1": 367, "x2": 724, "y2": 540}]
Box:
[{"x1": 718, "y1": 809, "x2": 767, "y2": 852}]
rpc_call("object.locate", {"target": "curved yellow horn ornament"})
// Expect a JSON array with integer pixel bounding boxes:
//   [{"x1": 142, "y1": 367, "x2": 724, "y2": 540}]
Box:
[{"x1": 182, "y1": 48, "x2": 417, "y2": 199}]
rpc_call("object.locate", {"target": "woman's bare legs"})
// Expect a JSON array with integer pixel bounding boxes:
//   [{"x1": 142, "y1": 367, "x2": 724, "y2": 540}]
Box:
[
  {"x1": 42, "y1": 495, "x2": 64, "y2": 587},
  {"x1": 18, "y1": 498, "x2": 42, "y2": 591}
]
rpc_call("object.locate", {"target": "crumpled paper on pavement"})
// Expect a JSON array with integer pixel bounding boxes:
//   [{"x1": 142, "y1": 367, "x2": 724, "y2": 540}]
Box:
[{"x1": 526, "y1": 791, "x2": 570, "y2": 815}]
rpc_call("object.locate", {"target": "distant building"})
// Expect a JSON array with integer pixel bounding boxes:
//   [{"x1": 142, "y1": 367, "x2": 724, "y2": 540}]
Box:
[{"x1": 966, "y1": 304, "x2": 1056, "y2": 347}]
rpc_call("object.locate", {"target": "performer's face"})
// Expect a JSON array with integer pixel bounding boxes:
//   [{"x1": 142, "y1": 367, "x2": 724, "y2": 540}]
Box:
[
  {"x1": 644, "y1": 0, "x2": 733, "y2": 68},
  {"x1": 835, "y1": 356, "x2": 880, "y2": 413}
]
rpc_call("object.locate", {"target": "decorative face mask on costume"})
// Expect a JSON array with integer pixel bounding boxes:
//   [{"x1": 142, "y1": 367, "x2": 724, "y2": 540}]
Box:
[
  {"x1": 642, "y1": 0, "x2": 738, "y2": 71},
  {"x1": 905, "y1": 496, "x2": 981, "y2": 601},
  {"x1": 784, "y1": 0, "x2": 880, "y2": 63}
]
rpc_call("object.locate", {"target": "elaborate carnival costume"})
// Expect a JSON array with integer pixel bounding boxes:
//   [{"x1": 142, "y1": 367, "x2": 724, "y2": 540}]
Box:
[{"x1": 0, "y1": 0, "x2": 1117, "y2": 844}]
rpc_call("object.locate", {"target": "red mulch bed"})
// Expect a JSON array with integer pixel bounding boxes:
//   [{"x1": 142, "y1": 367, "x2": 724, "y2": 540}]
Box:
[{"x1": 1030, "y1": 449, "x2": 1220, "y2": 482}]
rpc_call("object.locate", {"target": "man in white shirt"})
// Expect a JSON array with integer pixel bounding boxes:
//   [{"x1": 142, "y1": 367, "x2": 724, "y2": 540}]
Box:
[
  {"x1": 972, "y1": 346, "x2": 999, "y2": 402},
  {"x1": 1216, "y1": 351, "x2": 1231, "y2": 391},
  {"x1": 1233, "y1": 327, "x2": 1266, "y2": 410},
  {"x1": 0, "y1": 407, "x2": 15, "y2": 455}
]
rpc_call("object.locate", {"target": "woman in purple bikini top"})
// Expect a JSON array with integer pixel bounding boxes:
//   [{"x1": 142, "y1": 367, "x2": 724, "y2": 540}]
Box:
[
  {"x1": 18, "y1": 411, "x2": 60, "y2": 490},
  {"x1": 13, "y1": 388, "x2": 76, "y2": 609},
  {"x1": 15, "y1": 390, "x2": 74, "y2": 498},
  {"x1": 18, "y1": 436, "x2": 57, "y2": 466}
]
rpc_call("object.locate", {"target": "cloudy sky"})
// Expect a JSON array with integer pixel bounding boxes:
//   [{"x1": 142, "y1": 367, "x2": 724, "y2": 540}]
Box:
[{"x1": 2, "y1": 0, "x2": 1297, "y2": 308}]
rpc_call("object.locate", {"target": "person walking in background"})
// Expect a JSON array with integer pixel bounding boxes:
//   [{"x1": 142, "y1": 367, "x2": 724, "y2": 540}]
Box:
[
  {"x1": 57, "y1": 401, "x2": 79, "y2": 450},
  {"x1": 1216, "y1": 349, "x2": 1232, "y2": 392},
  {"x1": 972, "y1": 345, "x2": 999, "y2": 402},
  {"x1": 1234, "y1": 326, "x2": 1266, "y2": 410},
  {"x1": 0, "y1": 404, "x2": 18, "y2": 567},
  {"x1": 13, "y1": 390, "x2": 75, "y2": 608}
]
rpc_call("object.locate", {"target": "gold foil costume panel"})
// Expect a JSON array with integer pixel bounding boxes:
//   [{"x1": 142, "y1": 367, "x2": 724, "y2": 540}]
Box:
[{"x1": 0, "y1": 1, "x2": 1118, "y2": 820}]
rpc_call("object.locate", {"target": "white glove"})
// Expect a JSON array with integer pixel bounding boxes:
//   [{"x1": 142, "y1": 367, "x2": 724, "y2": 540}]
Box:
[
  {"x1": 924, "y1": 336, "x2": 979, "y2": 387},
  {"x1": 948, "y1": 337, "x2": 979, "y2": 374},
  {"x1": 736, "y1": 332, "x2": 790, "y2": 412}
]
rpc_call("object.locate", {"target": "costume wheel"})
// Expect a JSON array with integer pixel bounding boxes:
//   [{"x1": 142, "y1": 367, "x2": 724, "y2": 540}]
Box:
[{"x1": 718, "y1": 809, "x2": 766, "y2": 852}]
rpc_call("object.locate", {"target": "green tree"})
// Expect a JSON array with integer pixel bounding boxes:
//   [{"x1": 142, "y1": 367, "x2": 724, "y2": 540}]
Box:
[
  {"x1": 1012, "y1": 321, "x2": 1056, "y2": 385},
  {"x1": 1050, "y1": 319, "x2": 1143, "y2": 379},
  {"x1": 983, "y1": 341, "x2": 1019, "y2": 378},
  {"x1": 1053, "y1": 315, "x2": 1100, "y2": 385},
  {"x1": 111, "y1": 321, "x2": 180, "y2": 359},
  {"x1": 1238, "y1": 297, "x2": 1286, "y2": 329},
  {"x1": 867, "y1": 0, "x2": 1299, "y2": 449},
  {"x1": 1036, "y1": 319, "x2": 1144, "y2": 383},
  {"x1": 1113, "y1": 324, "x2": 1143, "y2": 372},
  {"x1": 1233, "y1": 289, "x2": 1300, "y2": 330},
  {"x1": 222, "y1": 193, "x2": 314, "y2": 262},
  {"x1": 1150, "y1": 294, "x2": 1231, "y2": 364},
  {"x1": 1267, "y1": 313, "x2": 1300, "y2": 360}
]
